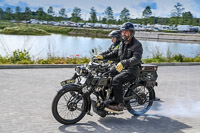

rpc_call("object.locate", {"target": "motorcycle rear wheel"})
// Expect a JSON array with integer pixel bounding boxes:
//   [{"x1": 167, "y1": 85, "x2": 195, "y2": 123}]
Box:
[{"x1": 126, "y1": 86, "x2": 154, "y2": 116}]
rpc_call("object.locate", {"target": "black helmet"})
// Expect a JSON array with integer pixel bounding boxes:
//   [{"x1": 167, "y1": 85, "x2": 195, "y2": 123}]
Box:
[
  {"x1": 120, "y1": 22, "x2": 134, "y2": 31},
  {"x1": 108, "y1": 30, "x2": 121, "y2": 38},
  {"x1": 120, "y1": 22, "x2": 135, "y2": 37}
]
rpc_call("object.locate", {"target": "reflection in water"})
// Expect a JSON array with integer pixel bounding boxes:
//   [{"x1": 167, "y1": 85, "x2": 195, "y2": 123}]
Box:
[{"x1": 0, "y1": 34, "x2": 200, "y2": 59}]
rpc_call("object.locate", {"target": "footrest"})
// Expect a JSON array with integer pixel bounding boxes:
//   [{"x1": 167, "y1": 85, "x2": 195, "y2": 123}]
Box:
[{"x1": 104, "y1": 107, "x2": 123, "y2": 114}]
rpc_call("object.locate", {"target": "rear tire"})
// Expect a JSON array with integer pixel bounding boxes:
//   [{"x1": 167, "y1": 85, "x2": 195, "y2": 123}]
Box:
[
  {"x1": 126, "y1": 86, "x2": 154, "y2": 116},
  {"x1": 52, "y1": 87, "x2": 87, "y2": 125}
]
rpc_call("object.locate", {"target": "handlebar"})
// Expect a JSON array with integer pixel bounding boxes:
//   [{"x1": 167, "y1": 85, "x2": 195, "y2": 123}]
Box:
[{"x1": 92, "y1": 56, "x2": 108, "y2": 63}]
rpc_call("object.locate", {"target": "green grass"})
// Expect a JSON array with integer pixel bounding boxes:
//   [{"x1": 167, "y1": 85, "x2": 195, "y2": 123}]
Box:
[
  {"x1": 30, "y1": 24, "x2": 111, "y2": 38},
  {"x1": 0, "y1": 26, "x2": 50, "y2": 35},
  {"x1": 0, "y1": 21, "x2": 16, "y2": 29},
  {"x1": 0, "y1": 49, "x2": 90, "y2": 64},
  {"x1": 36, "y1": 56, "x2": 90, "y2": 64},
  {"x1": 142, "y1": 54, "x2": 200, "y2": 63},
  {"x1": 1, "y1": 21, "x2": 200, "y2": 38},
  {"x1": 0, "y1": 49, "x2": 200, "y2": 64},
  {"x1": 0, "y1": 55, "x2": 91, "y2": 64},
  {"x1": 0, "y1": 21, "x2": 111, "y2": 37}
]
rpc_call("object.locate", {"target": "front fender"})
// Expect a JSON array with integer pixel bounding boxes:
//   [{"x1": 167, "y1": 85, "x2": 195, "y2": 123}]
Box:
[
  {"x1": 58, "y1": 83, "x2": 92, "y2": 113},
  {"x1": 57, "y1": 83, "x2": 82, "y2": 94}
]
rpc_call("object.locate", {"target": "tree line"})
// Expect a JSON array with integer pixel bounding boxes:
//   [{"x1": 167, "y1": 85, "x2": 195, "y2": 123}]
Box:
[{"x1": 0, "y1": 2, "x2": 200, "y2": 26}]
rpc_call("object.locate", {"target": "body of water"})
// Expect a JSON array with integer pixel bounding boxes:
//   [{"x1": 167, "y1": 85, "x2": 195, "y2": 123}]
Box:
[{"x1": 0, "y1": 34, "x2": 200, "y2": 59}]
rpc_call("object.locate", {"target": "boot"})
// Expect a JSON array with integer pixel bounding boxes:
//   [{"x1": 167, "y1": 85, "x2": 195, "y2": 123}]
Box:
[{"x1": 104, "y1": 103, "x2": 124, "y2": 113}]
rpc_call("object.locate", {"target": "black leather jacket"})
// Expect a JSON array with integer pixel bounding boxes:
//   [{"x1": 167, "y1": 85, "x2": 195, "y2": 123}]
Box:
[
  {"x1": 103, "y1": 37, "x2": 143, "y2": 74},
  {"x1": 100, "y1": 40, "x2": 120, "y2": 56}
]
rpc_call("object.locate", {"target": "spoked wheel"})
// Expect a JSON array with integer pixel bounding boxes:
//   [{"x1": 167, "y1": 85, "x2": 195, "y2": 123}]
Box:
[
  {"x1": 52, "y1": 87, "x2": 87, "y2": 125},
  {"x1": 126, "y1": 86, "x2": 154, "y2": 116}
]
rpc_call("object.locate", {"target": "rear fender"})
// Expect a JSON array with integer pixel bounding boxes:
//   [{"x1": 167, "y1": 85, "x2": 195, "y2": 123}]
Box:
[
  {"x1": 124, "y1": 84, "x2": 156, "y2": 100},
  {"x1": 148, "y1": 87, "x2": 156, "y2": 100}
]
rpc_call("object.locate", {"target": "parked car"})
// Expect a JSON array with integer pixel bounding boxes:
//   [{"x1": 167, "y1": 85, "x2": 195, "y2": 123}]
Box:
[
  {"x1": 30, "y1": 19, "x2": 39, "y2": 24},
  {"x1": 190, "y1": 27, "x2": 199, "y2": 32},
  {"x1": 133, "y1": 24, "x2": 142, "y2": 30},
  {"x1": 154, "y1": 24, "x2": 170, "y2": 31},
  {"x1": 146, "y1": 24, "x2": 154, "y2": 31},
  {"x1": 109, "y1": 24, "x2": 120, "y2": 29},
  {"x1": 94, "y1": 23, "x2": 102, "y2": 28},
  {"x1": 77, "y1": 23, "x2": 84, "y2": 27},
  {"x1": 85, "y1": 23, "x2": 94, "y2": 27},
  {"x1": 53, "y1": 22, "x2": 60, "y2": 26},
  {"x1": 177, "y1": 25, "x2": 191, "y2": 32},
  {"x1": 60, "y1": 21, "x2": 69, "y2": 26},
  {"x1": 101, "y1": 24, "x2": 109, "y2": 29},
  {"x1": 10, "y1": 20, "x2": 17, "y2": 23},
  {"x1": 161, "y1": 25, "x2": 170, "y2": 31}
]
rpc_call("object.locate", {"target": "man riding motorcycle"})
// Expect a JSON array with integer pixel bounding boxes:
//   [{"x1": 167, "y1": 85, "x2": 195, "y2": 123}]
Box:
[
  {"x1": 70, "y1": 30, "x2": 121, "y2": 80},
  {"x1": 96, "y1": 22, "x2": 143, "y2": 113},
  {"x1": 100, "y1": 30, "x2": 121, "y2": 76},
  {"x1": 100, "y1": 30, "x2": 121, "y2": 57}
]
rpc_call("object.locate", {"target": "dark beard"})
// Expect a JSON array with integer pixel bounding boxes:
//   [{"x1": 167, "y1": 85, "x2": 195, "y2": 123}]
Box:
[
  {"x1": 122, "y1": 36, "x2": 132, "y2": 43},
  {"x1": 122, "y1": 36, "x2": 129, "y2": 41}
]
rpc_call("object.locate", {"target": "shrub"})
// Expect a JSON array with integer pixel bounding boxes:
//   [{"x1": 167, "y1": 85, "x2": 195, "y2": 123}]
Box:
[
  {"x1": 36, "y1": 59, "x2": 51, "y2": 64},
  {"x1": 79, "y1": 57, "x2": 90, "y2": 64},
  {"x1": 10, "y1": 49, "x2": 31, "y2": 64},
  {"x1": 173, "y1": 54, "x2": 184, "y2": 62},
  {"x1": 16, "y1": 60, "x2": 35, "y2": 64},
  {"x1": 0, "y1": 55, "x2": 10, "y2": 64},
  {"x1": 183, "y1": 58, "x2": 194, "y2": 62},
  {"x1": 194, "y1": 57, "x2": 200, "y2": 62}
]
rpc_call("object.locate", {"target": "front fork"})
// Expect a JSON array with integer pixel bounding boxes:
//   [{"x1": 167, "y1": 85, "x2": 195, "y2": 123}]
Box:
[{"x1": 81, "y1": 88, "x2": 92, "y2": 116}]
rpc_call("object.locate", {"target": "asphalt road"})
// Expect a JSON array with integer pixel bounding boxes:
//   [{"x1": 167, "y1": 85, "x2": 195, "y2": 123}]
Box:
[{"x1": 0, "y1": 66, "x2": 200, "y2": 133}]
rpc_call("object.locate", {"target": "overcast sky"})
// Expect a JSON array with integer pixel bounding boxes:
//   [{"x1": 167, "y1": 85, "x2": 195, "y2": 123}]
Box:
[{"x1": 0, "y1": 0, "x2": 200, "y2": 19}]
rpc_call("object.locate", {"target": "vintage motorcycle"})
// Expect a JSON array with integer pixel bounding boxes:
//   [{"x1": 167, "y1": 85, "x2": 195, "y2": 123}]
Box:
[{"x1": 52, "y1": 57, "x2": 158, "y2": 125}]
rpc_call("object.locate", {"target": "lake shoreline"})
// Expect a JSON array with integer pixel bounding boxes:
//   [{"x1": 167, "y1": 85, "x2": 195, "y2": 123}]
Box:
[
  {"x1": 1, "y1": 22, "x2": 200, "y2": 41},
  {"x1": 135, "y1": 31, "x2": 200, "y2": 42},
  {"x1": 1, "y1": 31, "x2": 200, "y2": 44},
  {"x1": 0, "y1": 33, "x2": 200, "y2": 59}
]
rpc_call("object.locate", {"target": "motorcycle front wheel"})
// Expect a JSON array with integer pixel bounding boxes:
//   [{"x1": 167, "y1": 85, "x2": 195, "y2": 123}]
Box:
[
  {"x1": 52, "y1": 87, "x2": 88, "y2": 125},
  {"x1": 126, "y1": 86, "x2": 154, "y2": 116}
]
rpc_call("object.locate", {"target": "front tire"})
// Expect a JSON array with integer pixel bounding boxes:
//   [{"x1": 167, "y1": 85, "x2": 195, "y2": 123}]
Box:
[{"x1": 52, "y1": 86, "x2": 87, "y2": 125}]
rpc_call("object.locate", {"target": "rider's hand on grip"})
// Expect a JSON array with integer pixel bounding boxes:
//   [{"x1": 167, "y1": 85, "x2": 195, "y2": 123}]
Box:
[
  {"x1": 116, "y1": 62, "x2": 123, "y2": 72},
  {"x1": 96, "y1": 55, "x2": 103, "y2": 60}
]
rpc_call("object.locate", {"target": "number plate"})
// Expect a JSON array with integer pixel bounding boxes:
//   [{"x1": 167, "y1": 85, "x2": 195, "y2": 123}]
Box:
[{"x1": 60, "y1": 79, "x2": 75, "y2": 86}]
